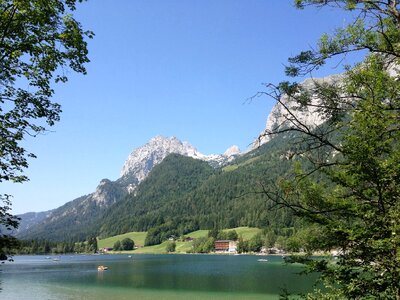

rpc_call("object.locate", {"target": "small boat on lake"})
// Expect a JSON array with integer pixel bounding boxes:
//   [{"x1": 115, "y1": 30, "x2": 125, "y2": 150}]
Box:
[
  {"x1": 97, "y1": 265, "x2": 109, "y2": 271},
  {"x1": 257, "y1": 259, "x2": 268, "y2": 262}
]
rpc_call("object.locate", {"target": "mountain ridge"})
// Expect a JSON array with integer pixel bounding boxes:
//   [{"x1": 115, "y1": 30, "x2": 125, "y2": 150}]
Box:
[
  {"x1": 119, "y1": 135, "x2": 240, "y2": 193},
  {"x1": 16, "y1": 72, "x2": 340, "y2": 241},
  {"x1": 16, "y1": 136, "x2": 241, "y2": 240}
]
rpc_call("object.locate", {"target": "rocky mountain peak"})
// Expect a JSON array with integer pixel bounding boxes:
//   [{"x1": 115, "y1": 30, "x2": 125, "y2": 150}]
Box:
[
  {"x1": 120, "y1": 136, "x2": 204, "y2": 181},
  {"x1": 91, "y1": 179, "x2": 119, "y2": 206},
  {"x1": 120, "y1": 136, "x2": 243, "y2": 190},
  {"x1": 224, "y1": 145, "x2": 240, "y2": 157},
  {"x1": 255, "y1": 74, "x2": 342, "y2": 147}
]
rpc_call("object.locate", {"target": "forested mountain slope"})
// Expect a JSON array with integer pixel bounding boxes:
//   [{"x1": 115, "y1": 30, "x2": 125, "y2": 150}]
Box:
[
  {"x1": 98, "y1": 154, "x2": 216, "y2": 237},
  {"x1": 16, "y1": 136, "x2": 235, "y2": 241},
  {"x1": 16, "y1": 179, "x2": 126, "y2": 241},
  {"x1": 19, "y1": 130, "x2": 306, "y2": 242},
  {"x1": 97, "y1": 132, "x2": 299, "y2": 240}
]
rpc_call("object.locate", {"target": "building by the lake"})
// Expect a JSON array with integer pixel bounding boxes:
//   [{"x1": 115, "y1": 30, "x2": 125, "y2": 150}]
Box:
[{"x1": 214, "y1": 240, "x2": 237, "y2": 253}]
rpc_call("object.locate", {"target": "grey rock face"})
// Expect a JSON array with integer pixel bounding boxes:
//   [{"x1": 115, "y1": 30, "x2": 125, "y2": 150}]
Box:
[
  {"x1": 14, "y1": 210, "x2": 54, "y2": 234},
  {"x1": 120, "y1": 136, "x2": 204, "y2": 184},
  {"x1": 255, "y1": 74, "x2": 342, "y2": 147},
  {"x1": 120, "y1": 136, "x2": 241, "y2": 192}
]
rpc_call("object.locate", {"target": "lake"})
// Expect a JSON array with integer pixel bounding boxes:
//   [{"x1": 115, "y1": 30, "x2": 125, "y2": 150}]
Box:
[{"x1": 0, "y1": 254, "x2": 316, "y2": 299}]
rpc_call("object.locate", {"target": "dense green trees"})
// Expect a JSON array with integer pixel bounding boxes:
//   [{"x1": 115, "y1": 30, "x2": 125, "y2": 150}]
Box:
[
  {"x1": 236, "y1": 234, "x2": 263, "y2": 253},
  {"x1": 113, "y1": 240, "x2": 121, "y2": 251},
  {"x1": 261, "y1": 1, "x2": 400, "y2": 298},
  {"x1": 111, "y1": 238, "x2": 134, "y2": 251},
  {"x1": 0, "y1": 196, "x2": 19, "y2": 259},
  {"x1": 225, "y1": 230, "x2": 239, "y2": 241},
  {"x1": 144, "y1": 222, "x2": 179, "y2": 246},
  {"x1": 208, "y1": 228, "x2": 239, "y2": 241},
  {"x1": 97, "y1": 147, "x2": 297, "y2": 244},
  {"x1": 100, "y1": 154, "x2": 216, "y2": 238},
  {"x1": 0, "y1": 0, "x2": 92, "y2": 260},
  {"x1": 86, "y1": 237, "x2": 97, "y2": 253},
  {"x1": 191, "y1": 237, "x2": 215, "y2": 253},
  {"x1": 236, "y1": 237, "x2": 248, "y2": 254},
  {"x1": 12, "y1": 239, "x2": 94, "y2": 254},
  {"x1": 165, "y1": 241, "x2": 176, "y2": 253},
  {"x1": 120, "y1": 238, "x2": 134, "y2": 251},
  {"x1": 16, "y1": 146, "x2": 301, "y2": 245}
]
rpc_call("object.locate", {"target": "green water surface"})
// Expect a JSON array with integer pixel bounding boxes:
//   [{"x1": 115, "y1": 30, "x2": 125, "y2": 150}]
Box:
[{"x1": 0, "y1": 254, "x2": 316, "y2": 299}]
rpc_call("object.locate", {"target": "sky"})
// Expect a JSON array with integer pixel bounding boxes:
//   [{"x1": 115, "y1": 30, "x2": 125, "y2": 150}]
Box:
[{"x1": 6, "y1": 0, "x2": 360, "y2": 214}]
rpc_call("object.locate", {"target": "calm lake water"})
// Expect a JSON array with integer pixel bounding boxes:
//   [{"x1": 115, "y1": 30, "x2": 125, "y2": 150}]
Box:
[{"x1": 0, "y1": 254, "x2": 316, "y2": 299}]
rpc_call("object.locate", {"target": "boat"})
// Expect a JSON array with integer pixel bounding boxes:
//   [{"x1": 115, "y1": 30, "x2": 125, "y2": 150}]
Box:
[
  {"x1": 257, "y1": 258, "x2": 268, "y2": 262},
  {"x1": 97, "y1": 265, "x2": 109, "y2": 271}
]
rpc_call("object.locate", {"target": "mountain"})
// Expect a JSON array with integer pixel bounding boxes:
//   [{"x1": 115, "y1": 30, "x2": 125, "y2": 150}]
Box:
[
  {"x1": 97, "y1": 132, "x2": 298, "y2": 240},
  {"x1": 255, "y1": 74, "x2": 342, "y2": 147},
  {"x1": 14, "y1": 210, "x2": 54, "y2": 234},
  {"x1": 16, "y1": 183, "x2": 125, "y2": 241},
  {"x1": 98, "y1": 154, "x2": 216, "y2": 238},
  {"x1": 17, "y1": 75, "x2": 340, "y2": 242},
  {"x1": 17, "y1": 136, "x2": 241, "y2": 241},
  {"x1": 119, "y1": 135, "x2": 240, "y2": 192}
]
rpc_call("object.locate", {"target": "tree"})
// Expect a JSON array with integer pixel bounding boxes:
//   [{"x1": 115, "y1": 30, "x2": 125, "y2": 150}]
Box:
[
  {"x1": 0, "y1": 195, "x2": 19, "y2": 260},
  {"x1": 165, "y1": 241, "x2": 176, "y2": 253},
  {"x1": 248, "y1": 234, "x2": 263, "y2": 253},
  {"x1": 192, "y1": 236, "x2": 215, "y2": 253},
  {"x1": 208, "y1": 227, "x2": 220, "y2": 239},
  {"x1": 236, "y1": 237, "x2": 249, "y2": 254},
  {"x1": 87, "y1": 237, "x2": 97, "y2": 253},
  {"x1": 120, "y1": 238, "x2": 134, "y2": 251},
  {"x1": 43, "y1": 241, "x2": 51, "y2": 253},
  {"x1": 263, "y1": 229, "x2": 277, "y2": 248},
  {"x1": 225, "y1": 230, "x2": 238, "y2": 241},
  {"x1": 0, "y1": 0, "x2": 93, "y2": 260},
  {"x1": 258, "y1": 1, "x2": 400, "y2": 299},
  {"x1": 113, "y1": 240, "x2": 121, "y2": 251}
]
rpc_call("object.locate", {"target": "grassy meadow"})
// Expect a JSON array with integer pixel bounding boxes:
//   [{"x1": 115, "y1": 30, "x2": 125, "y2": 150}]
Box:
[
  {"x1": 98, "y1": 227, "x2": 262, "y2": 254},
  {"x1": 98, "y1": 231, "x2": 147, "y2": 248}
]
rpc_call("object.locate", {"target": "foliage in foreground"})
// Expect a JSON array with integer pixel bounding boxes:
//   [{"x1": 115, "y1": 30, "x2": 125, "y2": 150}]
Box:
[
  {"x1": 263, "y1": 1, "x2": 400, "y2": 298},
  {"x1": 0, "y1": 0, "x2": 92, "y2": 260}
]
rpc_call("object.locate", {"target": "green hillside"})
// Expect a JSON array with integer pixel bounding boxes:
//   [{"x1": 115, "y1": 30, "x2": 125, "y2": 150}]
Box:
[
  {"x1": 98, "y1": 231, "x2": 147, "y2": 248},
  {"x1": 228, "y1": 227, "x2": 262, "y2": 240},
  {"x1": 21, "y1": 132, "x2": 302, "y2": 246},
  {"x1": 97, "y1": 134, "x2": 297, "y2": 243},
  {"x1": 184, "y1": 230, "x2": 208, "y2": 239},
  {"x1": 98, "y1": 154, "x2": 216, "y2": 238},
  {"x1": 185, "y1": 227, "x2": 261, "y2": 240},
  {"x1": 100, "y1": 227, "x2": 262, "y2": 254},
  {"x1": 133, "y1": 241, "x2": 193, "y2": 254}
]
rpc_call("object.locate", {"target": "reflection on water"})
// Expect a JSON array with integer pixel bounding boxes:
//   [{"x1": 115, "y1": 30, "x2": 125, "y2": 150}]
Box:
[{"x1": 0, "y1": 254, "x2": 316, "y2": 299}]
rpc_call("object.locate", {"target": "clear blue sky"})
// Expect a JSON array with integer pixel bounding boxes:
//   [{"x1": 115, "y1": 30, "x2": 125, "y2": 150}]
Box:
[{"x1": 7, "y1": 0, "x2": 359, "y2": 214}]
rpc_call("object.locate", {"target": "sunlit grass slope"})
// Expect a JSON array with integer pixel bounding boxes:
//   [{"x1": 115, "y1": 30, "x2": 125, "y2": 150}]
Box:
[
  {"x1": 98, "y1": 231, "x2": 147, "y2": 248},
  {"x1": 230, "y1": 227, "x2": 262, "y2": 240},
  {"x1": 184, "y1": 227, "x2": 261, "y2": 240},
  {"x1": 98, "y1": 227, "x2": 262, "y2": 254}
]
